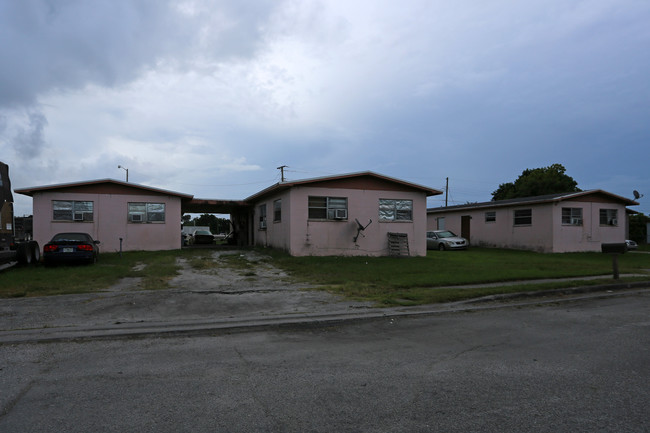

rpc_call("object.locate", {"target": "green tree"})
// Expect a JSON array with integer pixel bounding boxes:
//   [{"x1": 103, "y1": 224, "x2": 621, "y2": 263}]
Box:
[
  {"x1": 492, "y1": 163, "x2": 581, "y2": 201},
  {"x1": 190, "y1": 214, "x2": 231, "y2": 234},
  {"x1": 629, "y1": 213, "x2": 648, "y2": 244}
]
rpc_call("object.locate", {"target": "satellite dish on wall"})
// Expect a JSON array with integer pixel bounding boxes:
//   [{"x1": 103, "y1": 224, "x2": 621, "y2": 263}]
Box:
[{"x1": 633, "y1": 190, "x2": 644, "y2": 200}]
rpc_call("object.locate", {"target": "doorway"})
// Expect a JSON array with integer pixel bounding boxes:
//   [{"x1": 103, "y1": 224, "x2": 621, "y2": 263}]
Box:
[{"x1": 461, "y1": 215, "x2": 471, "y2": 242}]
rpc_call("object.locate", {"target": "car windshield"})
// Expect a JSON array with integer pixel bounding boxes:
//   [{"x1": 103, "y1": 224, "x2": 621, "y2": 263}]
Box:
[
  {"x1": 51, "y1": 233, "x2": 91, "y2": 242},
  {"x1": 436, "y1": 231, "x2": 457, "y2": 238}
]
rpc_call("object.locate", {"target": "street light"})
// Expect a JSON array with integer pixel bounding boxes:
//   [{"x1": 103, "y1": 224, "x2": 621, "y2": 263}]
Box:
[{"x1": 118, "y1": 165, "x2": 129, "y2": 182}]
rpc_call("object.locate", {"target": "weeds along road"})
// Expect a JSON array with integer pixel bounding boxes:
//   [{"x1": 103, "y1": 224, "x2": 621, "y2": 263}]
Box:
[{"x1": 1, "y1": 291, "x2": 649, "y2": 433}]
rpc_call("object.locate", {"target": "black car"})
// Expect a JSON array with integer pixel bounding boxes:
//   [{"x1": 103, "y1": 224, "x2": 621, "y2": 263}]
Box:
[
  {"x1": 192, "y1": 230, "x2": 215, "y2": 245},
  {"x1": 43, "y1": 232, "x2": 100, "y2": 265}
]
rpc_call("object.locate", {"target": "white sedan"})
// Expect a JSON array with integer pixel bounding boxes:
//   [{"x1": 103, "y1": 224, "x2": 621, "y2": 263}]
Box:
[{"x1": 426, "y1": 230, "x2": 468, "y2": 251}]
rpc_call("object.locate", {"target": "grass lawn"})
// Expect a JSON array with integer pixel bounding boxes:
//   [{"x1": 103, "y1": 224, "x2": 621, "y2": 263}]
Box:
[
  {"x1": 267, "y1": 247, "x2": 650, "y2": 305},
  {"x1": 1, "y1": 247, "x2": 648, "y2": 305},
  {"x1": 0, "y1": 249, "x2": 213, "y2": 298}
]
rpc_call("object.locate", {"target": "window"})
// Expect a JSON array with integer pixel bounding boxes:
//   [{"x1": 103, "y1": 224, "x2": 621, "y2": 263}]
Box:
[
  {"x1": 437, "y1": 217, "x2": 445, "y2": 230},
  {"x1": 379, "y1": 199, "x2": 413, "y2": 222},
  {"x1": 308, "y1": 196, "x2": 348, "y2": 220},
  {"x1": 259, "y1": 204, "x2": 267, "y2": 229},
  {"x1": 485, "y1": 211, "x2": 496, "y2": 223},
  {"x1": 514, "y1": 209, "x2": 532, "y2": 226},
  {"x1": 53, "y1": 200, "x2": 93, "y2": 222},
  {"x1": 273, "y1": 199, "x2": 282, "y2": 222},
  {"x1": 562, "y1": 208, "x2": 583, "y2": 225},
  {"x1": 600, "y1": 209, "x2": 618, "y2": 226},
  {"x1": 128, "y1": 202, "x2": 165, "y2": 223}
]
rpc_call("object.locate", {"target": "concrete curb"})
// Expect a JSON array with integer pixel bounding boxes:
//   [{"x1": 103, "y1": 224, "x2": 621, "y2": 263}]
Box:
[
  {"x1": 1, "y1": 281, "x2": 648, "y2": 345},
  {"x1": 463, "y1": 280, "x2": 650, "y2": 303}
]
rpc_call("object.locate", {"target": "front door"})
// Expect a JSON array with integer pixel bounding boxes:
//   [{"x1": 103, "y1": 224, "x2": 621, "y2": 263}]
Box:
[{"x1": 461, "y1": 215, "x2": 471, "y2": 242}]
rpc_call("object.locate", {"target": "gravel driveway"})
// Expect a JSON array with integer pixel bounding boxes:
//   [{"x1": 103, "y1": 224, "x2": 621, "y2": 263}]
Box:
[{"x1": 0, "y1": 250, "x2": 373, "y2": 332}]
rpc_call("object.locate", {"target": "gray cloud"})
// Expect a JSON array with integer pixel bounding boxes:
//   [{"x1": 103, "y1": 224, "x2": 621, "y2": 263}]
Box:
[
  {"x1": 2, "y1": 0, "x2": 649, "y2": 217},
  {"x1": 0, "y1": 0, "x2": 278, "y2": 108},
  {"x1": 13, "y1": 110, "x2": 48, "y2": 158}
]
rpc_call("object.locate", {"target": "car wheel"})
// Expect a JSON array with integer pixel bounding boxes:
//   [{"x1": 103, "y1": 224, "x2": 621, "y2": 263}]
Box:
[
  {"x1": 438, "y1": 243, "x2": 446, "y2": 251},
  {"x1": 17, "y1": 243, "x2": 33, "y2": 265},
  {"x1": 30, "y1": 241, "x2": 40, "y2": 264}
]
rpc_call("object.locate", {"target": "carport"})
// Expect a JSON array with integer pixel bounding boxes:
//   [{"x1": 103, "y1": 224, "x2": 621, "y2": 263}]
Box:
[{"x1": 182, "y1": 198, "x2": 253, "y2": 246}]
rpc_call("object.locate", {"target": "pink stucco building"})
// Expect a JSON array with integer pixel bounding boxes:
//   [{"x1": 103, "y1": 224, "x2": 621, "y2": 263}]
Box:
[
  {"x1": 15, "y1": 172, "x2": 441, "y2": 257},
  {"x1": 427, "y1": 190, "x2": 638, "y2": 253},
  {"x1": 247, "y1": 172, "x2": 442, "y2": 257},
  {"x1": 16, "y1": 180, "x2": 193, "y2": 253}
]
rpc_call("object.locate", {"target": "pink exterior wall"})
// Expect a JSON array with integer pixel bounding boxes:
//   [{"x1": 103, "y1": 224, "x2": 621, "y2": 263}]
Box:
[
  {"x1": 427, "y1": 200, "x2": 629, "y2": 253},
  {"x1": 551, "y1": 201, "x2": 628, "y2": 252},
  {"x1": 32, "y1": 191, "x2": 182, "y2": 253},
  {"x1": 253, "y1": 186, "x2": 428, "y2": 256},
  {"x1": 254, "y1": 190, "x2": 291, "y2": 251}
]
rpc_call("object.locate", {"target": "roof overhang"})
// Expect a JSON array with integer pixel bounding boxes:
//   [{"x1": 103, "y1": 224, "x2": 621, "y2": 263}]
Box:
[
  {"x1": 182, "y1": 198, "x2": 250, "y2": 214},
  {"x1": 427, "y1": 190, "x2": 639, "y2": 214},
  {"x1": 246, "y1": 171, "x2": 442, "y2": 202},
  {"x1": 14, "y1": 178, "x2": 194, "y2": 200}
]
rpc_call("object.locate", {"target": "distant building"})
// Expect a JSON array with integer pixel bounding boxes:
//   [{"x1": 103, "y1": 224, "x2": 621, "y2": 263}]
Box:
[{"x1": 427, "y1": 190, "x2": 638, "y2": 253}]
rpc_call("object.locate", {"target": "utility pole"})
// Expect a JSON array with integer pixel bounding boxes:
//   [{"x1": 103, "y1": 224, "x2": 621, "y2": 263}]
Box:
[
  {"x1": 277, "y1": 165, "x2": 288, "y2": 182},
  {"x1": 445, "y1": 177, "x2": 449, "y2": 207}
]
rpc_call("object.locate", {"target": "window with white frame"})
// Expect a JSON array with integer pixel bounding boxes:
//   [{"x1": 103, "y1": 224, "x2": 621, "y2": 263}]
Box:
[
  {"x1": 53, "y1": 200, "x2": 94, "y2": 222},
  {"x1": 562, "y1": 208, "x2": 583, "y2": 225},
  {"x1": 437, "y1": 217, "x2": 445, "y2": 230},
  {"x1": 259, "y1": 204, "x2": 267, "y2": 229},
  {"x1": 600, "y1": 209, "x2": 618, "y2": 226},
  {"x1": 513, "y1": 209, "x2": 532, "y2": 226},
  {"x1": 485, "y1": 211, "x2": 496, "y2": 223},
  {"x1": 273, "y1": 199, "x2": 281, "y2": 222},
  {"x1": 379, "y1": 199, "x2": 413, "y2": 222},
  {"x1": 308, "y1": 196, "x2": 348, "y2": 220},
  {"x1": 128, "y1": 202, "x2": 165, "y2": 223}
]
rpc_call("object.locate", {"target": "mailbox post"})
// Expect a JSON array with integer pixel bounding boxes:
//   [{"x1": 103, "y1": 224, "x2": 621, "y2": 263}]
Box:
[{"x1": 601, "y1": 243, "x2": 627, "y2": 279}]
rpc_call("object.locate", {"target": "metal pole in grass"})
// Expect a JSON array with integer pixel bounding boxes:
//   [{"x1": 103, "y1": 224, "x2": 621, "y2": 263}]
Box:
[{"x1": 119, "y1": 237, "x2": 123, "y2": 258}]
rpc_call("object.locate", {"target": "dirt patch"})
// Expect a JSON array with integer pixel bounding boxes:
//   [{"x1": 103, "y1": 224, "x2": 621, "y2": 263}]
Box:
[{"x1": 169, "y1": 250, "x2": 308, "y2": 293}]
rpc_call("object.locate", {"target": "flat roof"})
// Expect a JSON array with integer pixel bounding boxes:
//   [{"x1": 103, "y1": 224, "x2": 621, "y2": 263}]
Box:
[{"x1": 183, "y1": 198, "x2": 249, "y2": 214}]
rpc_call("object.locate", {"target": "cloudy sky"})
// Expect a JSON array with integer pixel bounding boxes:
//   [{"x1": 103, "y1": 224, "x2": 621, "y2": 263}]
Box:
[{"x1": 2, "y1": 0, "x2": 649, "y2": 217}]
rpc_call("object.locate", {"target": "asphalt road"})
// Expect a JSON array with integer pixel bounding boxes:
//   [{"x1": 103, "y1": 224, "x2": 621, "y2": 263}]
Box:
[{"x1": 1, "y1": 291, "x2": 648, "y2": 433}]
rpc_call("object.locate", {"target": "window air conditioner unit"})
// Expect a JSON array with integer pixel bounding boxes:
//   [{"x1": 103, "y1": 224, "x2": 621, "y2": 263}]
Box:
[
  {"x1": 334, "y1": 209, "x2": 347, "y2": 219},
  {"x1": 610, "y1": 219, "x2": 617, "y2": 226},
  {"x1": 571, "y1": 218, "x2": 582, "y2": 225},
  {"x1": 73, "y1": 213, "x2": 84, "y2": 221},
  {"x1": 131, "y1": 214, "x2": 143, "y2": 222}
]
